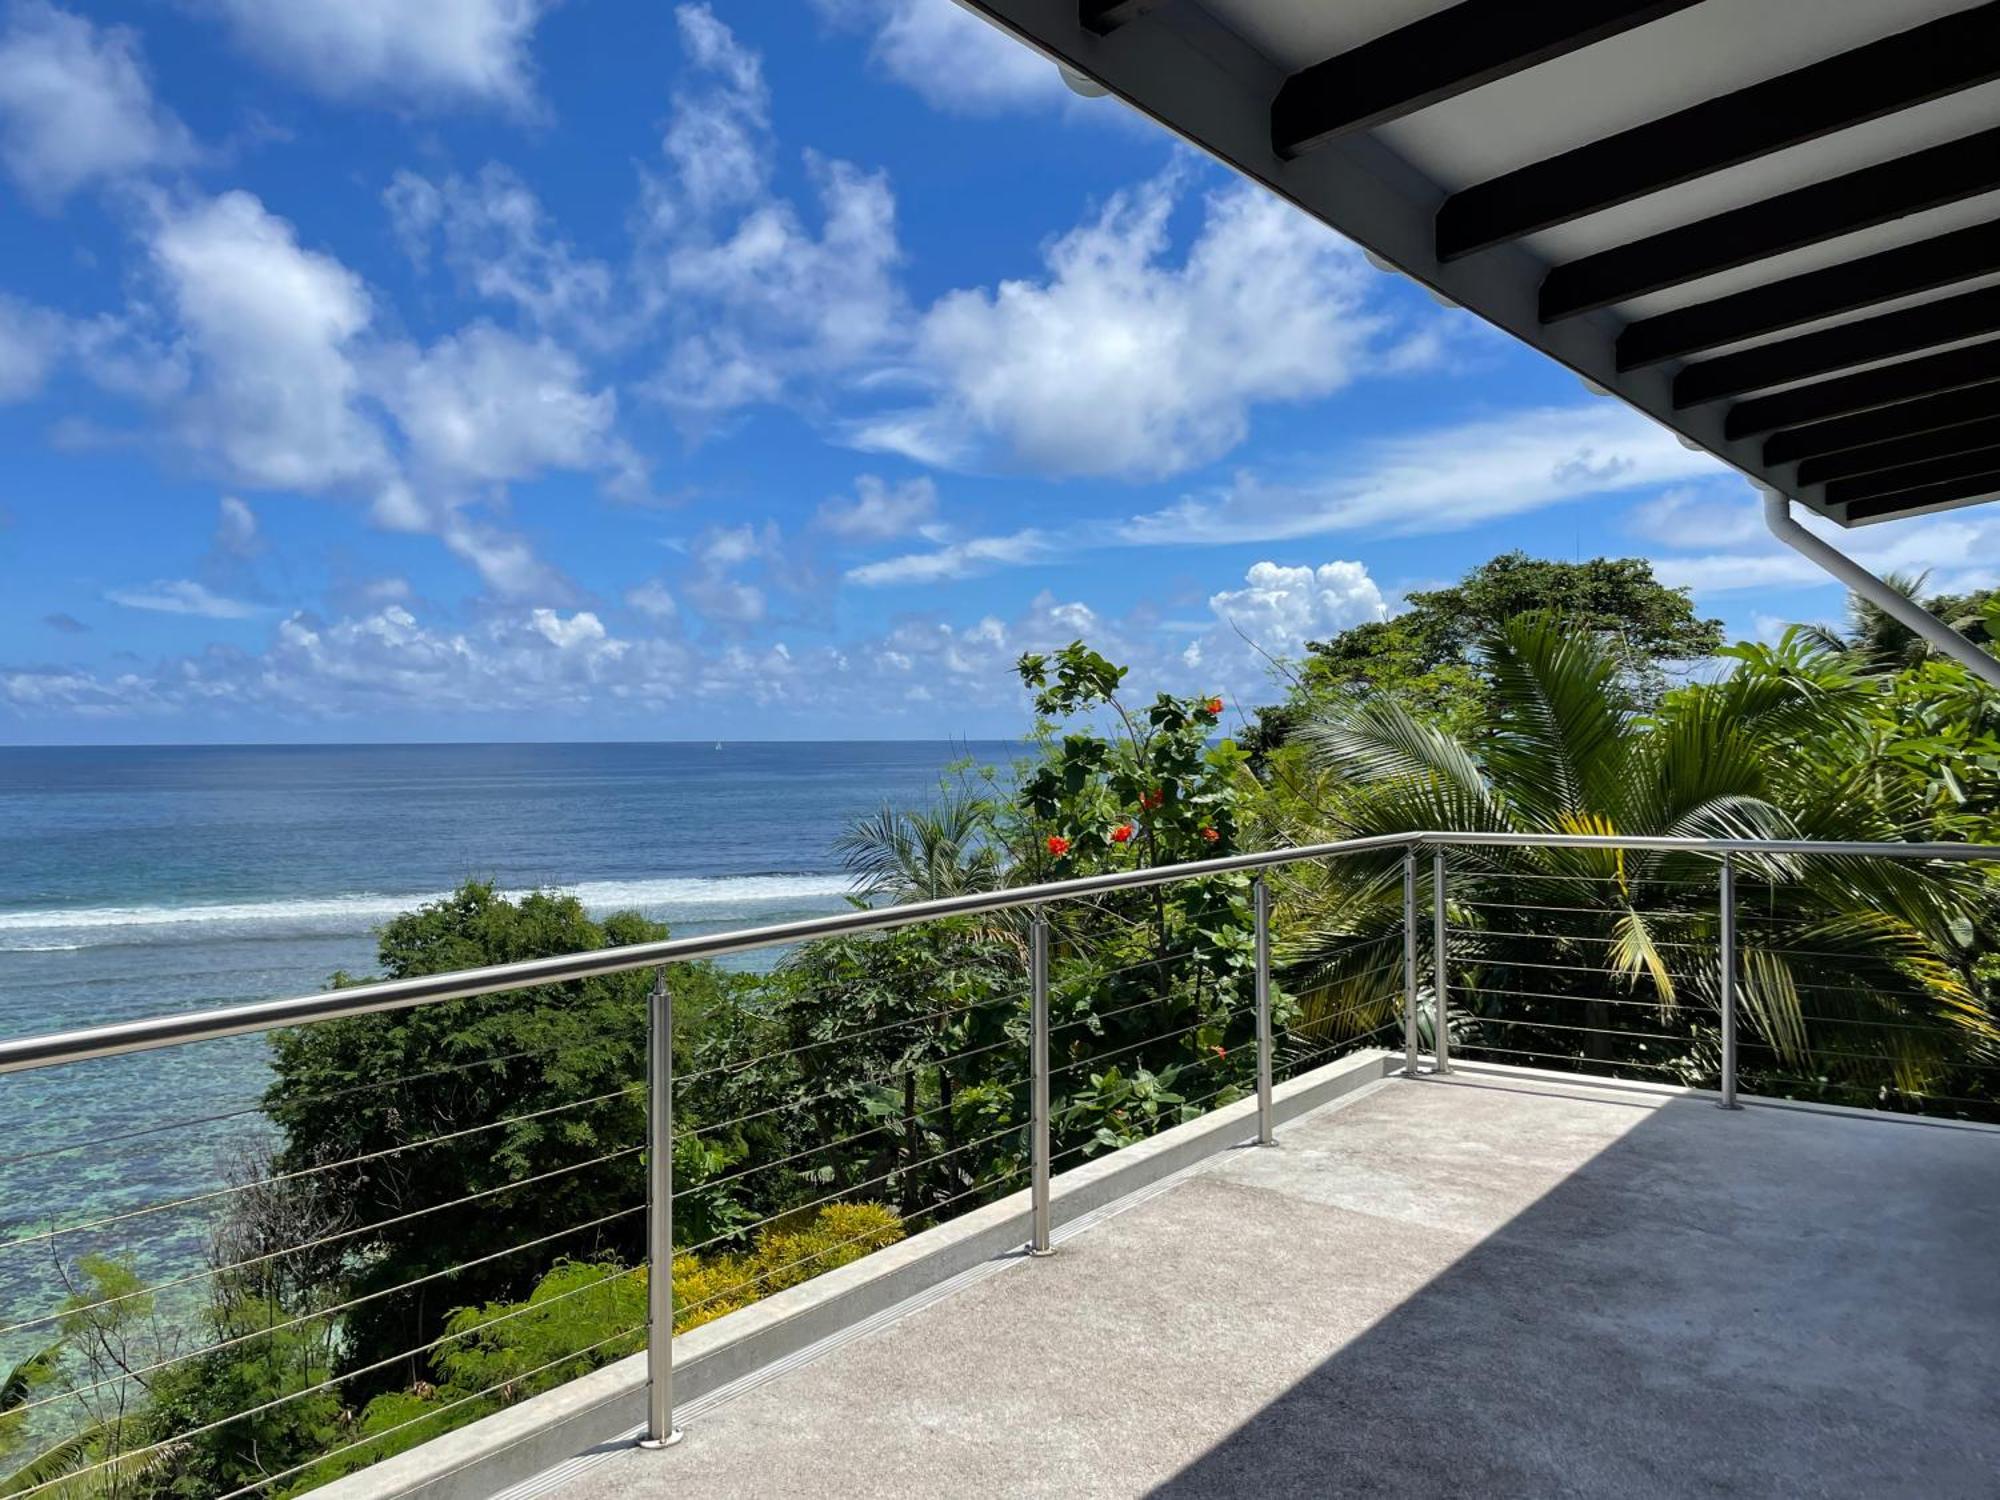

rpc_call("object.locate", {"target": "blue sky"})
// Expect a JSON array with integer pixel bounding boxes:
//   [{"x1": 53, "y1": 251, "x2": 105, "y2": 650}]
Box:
[{"x1": 0, "y1": 0, "x2": 1988, "y2": 744}]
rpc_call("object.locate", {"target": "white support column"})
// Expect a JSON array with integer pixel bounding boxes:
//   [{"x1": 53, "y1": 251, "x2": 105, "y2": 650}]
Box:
[{"x1": 1763, "y1": 490, "x2": 2000, "y2": 691}]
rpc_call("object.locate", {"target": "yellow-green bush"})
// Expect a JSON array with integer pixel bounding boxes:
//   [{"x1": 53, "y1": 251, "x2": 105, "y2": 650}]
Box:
[
  {"x1": 660, "y1": 1201, "x2": 905, "y2": 1333},
  {"x1": 286, "y1": 1204, "x2": 904, "y2": 1493}
]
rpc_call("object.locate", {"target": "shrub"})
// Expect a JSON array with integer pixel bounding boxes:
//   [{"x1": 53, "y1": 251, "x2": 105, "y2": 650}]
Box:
[{"x1": 664, "y1": 1201, "x2": 906, "y2": 1333}]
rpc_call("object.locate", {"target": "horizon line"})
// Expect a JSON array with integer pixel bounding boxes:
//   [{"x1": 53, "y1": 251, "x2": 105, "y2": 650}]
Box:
[{"x1": 0, "y1": 736, "x2": 1038, "y2": 751}]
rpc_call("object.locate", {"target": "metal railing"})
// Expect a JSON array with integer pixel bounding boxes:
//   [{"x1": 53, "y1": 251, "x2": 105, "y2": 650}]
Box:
[{"x1": 2, "y1": 829, "x2": 1995, "y2": 1490}]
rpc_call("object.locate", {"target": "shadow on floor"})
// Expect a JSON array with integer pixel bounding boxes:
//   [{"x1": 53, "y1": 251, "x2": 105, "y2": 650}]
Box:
[{"x1": 1150, "y1": 1085, "x2": 2000, "y2": 1500}]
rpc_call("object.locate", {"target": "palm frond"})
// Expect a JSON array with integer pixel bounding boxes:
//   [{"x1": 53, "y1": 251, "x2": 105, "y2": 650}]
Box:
[
  {"x1": 0, "y1": 1347, "x2": 61, "y2": 1418},
  {"x1": 1736, "y1": 947, "x2": 1809, "y2": 1065},
  {"x1": 1294, "y1": 695, "x2": 1487, "y2": 802},
  {"x1": 1479, "y1": 613, "x2": 1631, "y2": 825},
  {"x1": 1606, "y1": 908, "x2": 1677, "y2": 1011},
  {"x1": 0, "y1": 1426, "x2": 103, "y2": 1498},
  {"x1": 832, "y1": 791, "x2": 1002, "y2": 904}
]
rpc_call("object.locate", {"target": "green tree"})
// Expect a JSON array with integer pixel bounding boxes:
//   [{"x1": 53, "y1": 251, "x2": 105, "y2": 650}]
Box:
[
  {"x1": 1012, "y1": 643, "x2": 1270, "y2": 1143},
  {"x1": 760, "y1": 921, "x2": 1023, "y2": 1218},
  {"x1": 0, "y1": 1256, "x2": 174, "y2": 1499},
  {"x1": 140, "y1": 1316, "x2": 342, "y2": 1499},
  {"x1": 1799, "y1": 573, "x2": 1997, "y2": 674},
  {"x1": 1286, "y1": 553, "x2": 1724, "y2": 740},
  {"x1": 833, "y1": 786, "x2": 1005, "y2": 903},
  {"x1": 1281, "y1": 613, "x2": 1995, "y2": 1107},
  {"x1": 261, "y1": 885, "x2": 742, "y2": 1394}
]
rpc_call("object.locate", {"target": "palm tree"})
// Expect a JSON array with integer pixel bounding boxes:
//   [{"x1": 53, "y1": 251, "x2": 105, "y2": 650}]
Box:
[
  {"x1": 1799, "y1": 572, "x2": 1996, "y2": 676},
  {"x1": 1797, "y1": 571, "x2": 1936, "y2": 672},
  {"x1": 1277, "y1": 613, "x2": 1996, "y2": 1104},
  {"x1": 0, "y1": 1343, "x2": 102, "y2": 1498},
  {"x1": 833, "y1": 788, "x2": 1005, "y2": 904}
]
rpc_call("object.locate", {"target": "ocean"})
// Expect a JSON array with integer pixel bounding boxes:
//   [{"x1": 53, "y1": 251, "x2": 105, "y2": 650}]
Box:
[{"x1": 0, "y1": 741, "x2": 1018, "y2": 1341}]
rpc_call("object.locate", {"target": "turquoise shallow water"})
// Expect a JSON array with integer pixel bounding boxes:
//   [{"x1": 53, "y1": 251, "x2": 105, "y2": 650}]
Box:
[{"x1": 0, "y1": 741, "x2": 1017, "y2": 1350}]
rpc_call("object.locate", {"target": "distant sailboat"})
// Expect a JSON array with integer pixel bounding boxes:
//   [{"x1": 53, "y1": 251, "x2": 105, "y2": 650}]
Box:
[{"x1": 714, "y1": 741, "x2": 723, "y2": 751}]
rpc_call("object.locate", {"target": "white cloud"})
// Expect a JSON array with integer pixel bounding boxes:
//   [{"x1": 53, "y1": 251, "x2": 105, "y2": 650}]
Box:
[
  {"x1": 1626, "y1": 485, "x2": 1767, "y2": 550},
  {"x1": 375, "y1": 322, "x2": 619, "y2": 488},
  {"x1": 0, "y1": 0, "x2": 192, "y2": 206},
  {"x1": 694, "y1": 522, "x2": 775, "y2": 569},
  {"x1": 214, "y1": 495, "x2": 259, "y2": 557},
  {"x1": 529, "y1": 607, "x2": 610, "y2": 650},
  {"x1": 200, "y1": 0, "x2": 551, "y2": 112},
  {"x1": 853, "y1": 175, "x2": 1385, "y2": 478},
  {"x1": 95, "y1": 189, "x2": 640, "y2": 599},
  {"x1": 231, "y1": 604, "x2": 679, "y2": 716},
  {"x1": 106, "y1": 578, "x2": 262, "y2": 618},
  {"x1": 1125, "y1": 405, "x2": 1723, "y2": 545},
  {"x1": 821, "y1": 590, "x2": 1124, "y2": 711},
  {"x1": 815, "y1": 473, "x2": 939, "y2": 541},
  {"x1": 385, "y1": 165, "x2": 615, "y2": 340},
  {"x1": 440, "y1": 515, "x2": 572, "y2": 601},
  {"x1": 1181, "y1": 560, "x2": 1388, "y2": 696},
  {"x1": 1645, "y1": 501, "x2": 2000, "y2": 599},
  {"x1": 677, "y1": 520, "x2": 789, "y2": 627},
  {"x1": 661, "y1": 3, "x2": 770, "y2": 217},
  {"x1": 149, "y1": 190, "x2": 389, "y2": 492},
  {"x1": 225, "y1": 603, "x2": 663, "y2": 716},
  {"x1": 647, "y1": 154, "x2": 904, "y2": 419},
  {"x1": 9, "y1": 555, "x2": 1387, "y2": 727},
  {"x1": 640, "y1": 6, "x2": 904, "y2": 423},
  {"x1": 684, "y1": 571, "x2": 767, "y2": 625},
  {"x1": 846, "y1": 527, "x2": 1050, "y2": 585},
  {"x1": 816, "y1": 0, "x2": 1070, "y2": 117},
  {"x1": 0, "y1": 293, "x2": 63, "y2": 399},
  {"x1": 635, "y1": 8, "x2": 1410, "y2": 488},
  {"x1": 3, "y1": 667, "x2": 163, "y2": 717},
  {"x1": 625, "y1": 579, "x2": 679, "y2": 619}
]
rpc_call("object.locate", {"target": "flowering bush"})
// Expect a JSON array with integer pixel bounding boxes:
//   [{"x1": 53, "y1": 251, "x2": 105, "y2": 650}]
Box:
[{"x1": 1011, "y1": 641, "x2": 1278, "y2": 1149}]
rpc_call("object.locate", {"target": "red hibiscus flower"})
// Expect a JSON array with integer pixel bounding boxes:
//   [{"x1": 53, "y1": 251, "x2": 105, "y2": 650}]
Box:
[
  {"x1": 1110, "y1": 823, "x2": 1135, "y2": 844},
  {"x1": 1200, "y1": 825, "x2": 1220, "y2": 843},
  {"x1": 1211, "y1": 1044, "x2": 1228, "y2": 1059},
  {"x1": 1139, "y1": 788, "x2": 1163, "y2": 811},
  {"x1": 1205, "y1": 697, "x2": 1224, "y2": 715},
  {"x1": 1046, "y1": 835, "x2": 1070, "y2": 857}
]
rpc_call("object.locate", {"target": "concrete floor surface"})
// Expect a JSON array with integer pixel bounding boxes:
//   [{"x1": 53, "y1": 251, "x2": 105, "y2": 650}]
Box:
[{"x1": 541, "y1": 1074, "x2": 2000, "y2": 1499}]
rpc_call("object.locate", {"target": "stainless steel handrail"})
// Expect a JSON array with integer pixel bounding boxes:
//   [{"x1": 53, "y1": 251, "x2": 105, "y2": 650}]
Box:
[
  {"x1": 0, "y1": 832, "x2": 1405, "y2": 1075},
  {"x1": 5, "y1": 831, "x2": 1996, "y2": 1076}
]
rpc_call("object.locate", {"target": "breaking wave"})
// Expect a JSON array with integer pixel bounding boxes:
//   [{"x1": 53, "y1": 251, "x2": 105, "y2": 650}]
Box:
[{"x1": 0, "y1": 874, "x2": 856, "y2": 951}]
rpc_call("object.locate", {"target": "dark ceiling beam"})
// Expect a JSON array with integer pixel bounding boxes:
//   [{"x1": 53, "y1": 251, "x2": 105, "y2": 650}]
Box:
[
  {"x1": 1726, "y1": 341, "x2": 2000, "y2": 440},
  {"x1": 1764, "y1": 384, "x2": 2000, "y2": 467},
  {"x1": 1797, "y1": 414, "x2": 2000, "y2": 487},
  {"x1": 1674, "y1": 285, "x2": 2000, "y2": 408},
  {"x1": 1081, "y1": 0, "x2": 1167, "y2": 35},
  {"x1": 1439, "y1": 4, "x2": 2000, "y2": 262},
  {"x1": 1540, "y1": 126, "x2": 2000, "y2": 322},
  {"x1": 1826, "y1": 446, "x2": 2000, "y2": 507},
  {"x1": 1617, "y1": 220, "x2": 2000, "y2": 371},
  {"x1": 1271, "y1": 0, "x2": 1700, "y2": 157},
  {"x1": 1843, "y1": 468, "x2": 2000, "y2": 523}
]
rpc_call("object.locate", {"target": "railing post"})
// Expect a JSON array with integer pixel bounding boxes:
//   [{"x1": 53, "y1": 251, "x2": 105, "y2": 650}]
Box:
[
  {"x1": 1028, "y1": 914, "x2": 1054, "y2": 1255},
  {"x1": 1403, "y1": 848, "x2": 1420, "y2": 1078},
  {"x1": 1253, "y1": 876, "x2": 1275, "y2": 1146},
  {"x1": 1431, "y1": 849, "x2": 1450, "y2": 1075},
  {"x1": 1718, "y1": 853, "x2": 1740, "y2": 1111},
  {"x1": 640, "y1": 968, "x2": 682, "y2": 1449}
]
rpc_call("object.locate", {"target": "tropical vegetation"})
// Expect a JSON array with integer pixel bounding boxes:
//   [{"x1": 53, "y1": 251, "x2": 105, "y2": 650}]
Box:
[{"x1": 6, "y1": 553, "x2": 1998, "y2": 1496}]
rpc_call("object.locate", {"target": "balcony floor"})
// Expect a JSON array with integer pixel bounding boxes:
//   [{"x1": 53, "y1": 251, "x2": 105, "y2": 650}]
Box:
[{"x1": 539, "y1": 1070, "x2": 2000, "y2": 1499}]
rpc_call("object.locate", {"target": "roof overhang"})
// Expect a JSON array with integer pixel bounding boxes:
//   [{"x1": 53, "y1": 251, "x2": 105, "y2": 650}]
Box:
[{"x1": 961, "y1": 0, "x2": 2000, "y2": 528}]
